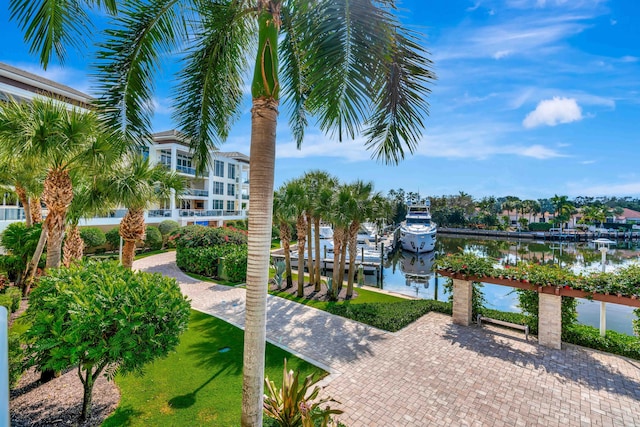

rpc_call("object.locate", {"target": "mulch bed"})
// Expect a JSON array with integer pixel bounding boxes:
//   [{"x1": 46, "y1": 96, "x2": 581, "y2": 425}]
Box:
[{"x1": 271, "y1": 280, "x2": 359, "y2": 302}]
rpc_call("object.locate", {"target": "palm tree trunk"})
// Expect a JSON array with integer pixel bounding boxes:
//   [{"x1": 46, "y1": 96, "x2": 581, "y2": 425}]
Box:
[
  {"x1": 42, "y1": 169, "x2": 73, "y2": 269},
  {"x1": 306, "y1": 213, "x2": 314, "y2": 287},
  {"x1": 331, "y1": 228, "x2": 343, "y2": 299},
  {"x1": 339, "y1": 235, "x2": 348, "y2": 290},
  {"x1": 24, "y1": 223, "x2": 48, "y2": 296},
  {"x1": 63, "y1": 224, "x2": 84, "y2": 267},
  {"x1": 295, "y1": 215, "x2": 307, "y2": 297},
  {"x1": 120, "y1": 208, "x2": 146, "y2": 269},
  {"x1": 45, "y1": 211, "x2": 66, "y2": 269},
  {"x1": 241, "y1": 93, "x2": 279, "y2": 427},
  {"x1": 313, "y1": 217, "x2": 321, "y2": 291},
  {"x1": 31, "y1": 196, "x2": 43, "y2": 224},
  {"x1": 279, "y1": 221, "x2": 293, "y2": 289},
  {"x1": 346, "y1": 221, "x2": 359, "y2": 298},
  {"x1": 14, "y1": 185, "x2": 32, "y2": 227}
]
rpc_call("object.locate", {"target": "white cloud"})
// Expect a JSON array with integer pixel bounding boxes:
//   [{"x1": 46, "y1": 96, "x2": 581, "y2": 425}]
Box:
[
  {"x1": 493, "y1": 50, "x2": 511, "y2": 59},
  {"x1": 580, "y1": 160, "x2": 596, "y2": 165},
  {"x1": 620, "y1": 55, "x2": 638, "y2": 63},
  {"x1": 522, "y1": 97, "x2": 583, "y2": 128}
]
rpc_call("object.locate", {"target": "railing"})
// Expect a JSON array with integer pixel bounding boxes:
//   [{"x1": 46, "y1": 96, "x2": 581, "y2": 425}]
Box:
[
  {"x1": 0, "y1": 208, "x2": 26, "y2": 221},
  {"x1": 148, "y1": 209, "x2": 173, "y2": 218},
  {"x1": 184, "y1": 189, "x2": 209, "y2": 197},
  {"x1": 93, "y1": 209, "x2": 128, "y2": 219},
  {"x1": 179, "y1": 209, "x2": 224, "y2": 217},
  {"x1": 176, "y1": 164, "x2": 196, "y2": 175}
]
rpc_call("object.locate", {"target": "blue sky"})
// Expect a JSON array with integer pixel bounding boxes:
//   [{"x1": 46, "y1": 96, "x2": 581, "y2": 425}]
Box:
[{"x1": 1, "y1": 0, "x2": 639, "y2": 200}]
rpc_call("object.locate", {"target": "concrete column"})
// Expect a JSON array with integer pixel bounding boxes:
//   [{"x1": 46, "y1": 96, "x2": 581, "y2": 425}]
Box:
[
  {"x1": 538, "y1": 293, "x2": 562, "y2": 349},
  {"x1": 452, "y1": 279, "x2": 473, "y2": 326}
]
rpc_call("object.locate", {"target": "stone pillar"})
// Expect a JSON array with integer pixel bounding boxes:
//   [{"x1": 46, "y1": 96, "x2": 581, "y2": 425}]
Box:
[
  {"x1": 452, "y1": 279, "x2": 473, "y2": 326},
  {"x1": 538, "y1": 293, "x2": 562, "y2": 349}
]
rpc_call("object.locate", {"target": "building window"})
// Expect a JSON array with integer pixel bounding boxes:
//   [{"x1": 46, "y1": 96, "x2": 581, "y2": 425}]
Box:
[
  {"x1": 160, "y1": 149, "x2": 171, "y2": 167},
  {"x1": 227, "y1": 184, "x2": 235, "y2": 196},
  {"x1": 213, "y1": 182, "x2": 224, "y2": 195},
  {"x1": 227, "y1": 201, "x2": 235, "y2": 211},
  {"x1": 212, "y1": 199, "x2": 224, "y2": 210},
  {"x1": 228, "y1": 163, "x2": 236, "y2": 179},
  {"x1": 214, "y1": 160, "x2": 224, "y2": 177}
]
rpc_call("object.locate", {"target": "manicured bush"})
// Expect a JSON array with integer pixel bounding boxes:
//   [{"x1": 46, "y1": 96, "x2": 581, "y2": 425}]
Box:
[
  {"x1": 325, "y1": 300, "x2": 452, "y2": 332},
  {"x1": 528, "y1": 222, "x2": 553, "y2": 231},
  {"x1": 175, "y1": 225, "x2": 247, "y2": 248},
  {"x1": 23, "y1": 260, "x2": 191, "y2": 421},
  {"x1": 80, "y1": 227, "x2": 106, "y2": 250},
  {"x1": 144, "y1": 225, "x2": 163, "y2": 250},
  {"x1": 158, "y1": 220, "x2": 180, "y2": 236},
  {"x1": 563, "y1": 324, "x2": 640, "y2": 360},
  {"x1": 221, "y1": 245, "x2": 248, "y2": 283},
  {"x1": 105, "y1": 226, "x2": 120, "y2": 250}
]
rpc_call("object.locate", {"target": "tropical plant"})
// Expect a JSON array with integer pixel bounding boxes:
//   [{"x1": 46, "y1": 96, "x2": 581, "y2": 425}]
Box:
[
  {"x1": 0, "y1": 97, "x2": 116, "y2": 273},
  {"x1": 22, "y1": 260, "x2": 190, "y2": 422},
  {"x1": 101, "y1": 154, "x2": 185, "y2": 268},
  {"x1": 264, "y1": 359, "x2": 342, "y2": 427},
  {"x1": 273, "y1": 186, "x2": 295, "y2": 289},
  {"x1": 285, "y1": 179, "x2": 309, "y2": 297},
  {"x1": 270, "y1": 259, "x2": 286, "y2": 290},
  {"x1": 550, "y1": 195, "x2": 574, "y2": 230},
  {"x1": 105, "y1": 226, "x2": 121, "y2": 251},
  {"x1": 10, "y1": 1, "x2": 435, "y2": 423},
  {"x1": 158, "y1": 219, "x2": 180, "y2": 248},
  {"x1": 0, "y1": 222, "x2": 42, "y2": 290}
]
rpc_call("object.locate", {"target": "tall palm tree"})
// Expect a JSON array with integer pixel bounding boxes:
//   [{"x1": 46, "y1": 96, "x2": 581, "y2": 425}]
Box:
[
  {"x1": 272, "y1": 186, "x2": 295, "y2": 289},
  {"x1": 328, "y1": 184, "x2": 352, "y2": 298},
  {"x1": 303, "y1": 170, "x2": 338, "y2": 291},
  {"x1": 344, "y1": 181, "x2": 374, "y2": 298},
  {"x1": 11, "y1": 1, "x2": 435, "y2": 423},
  {"x1": 551, "y1": 194, "x2": 574, "y2": 230},
  {"x1": 0, "y1": 97, "x2": 114, "y2": 270},
  {"x1": 103, "y1": 154, "x2": 185, "y2": 269},
  {"x1": 284, "y1": 179, "x2": 308, "y2": 297}
]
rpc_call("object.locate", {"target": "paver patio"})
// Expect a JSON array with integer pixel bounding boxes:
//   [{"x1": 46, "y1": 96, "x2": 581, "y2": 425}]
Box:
[{"x1": 135, "y1": 253, "x2": 640, "y2": 426}]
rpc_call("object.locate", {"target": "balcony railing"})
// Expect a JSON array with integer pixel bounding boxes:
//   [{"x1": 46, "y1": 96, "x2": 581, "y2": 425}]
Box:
[
  {"x1": 148, "y1": 209, "x2": 173, "y2": 218},
  {"x1": 176, "y1": 164, "x2": 196, "y2": 175},
  {"x1": 93, "y1": 209, "x2": 128, "y2": 219},
  {"x1": 0, "y1": 208, "x2": 26, "y2": 221},
  {"x1": 184, "y1": 189, "x2": 209, "y2": 197},
  {"x1": 179, "y1": 209, "x2": 223, "y2": 217}
]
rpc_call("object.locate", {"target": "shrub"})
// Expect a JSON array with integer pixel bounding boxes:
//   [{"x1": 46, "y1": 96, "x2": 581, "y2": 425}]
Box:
[
  {"x1": 175, "y1": 225, "x2": 247, "y2": 248},
  {"x1": 9, "y1": 316, "x2": 30, "y2": 388},
  {"x1": 516, "y1": 290, "x2": 577, "y2": 335},
  {"x1": 144, "y1": 226, "x2": 163, "y2": 251},
  {"x1": 80, "y1": 227, "x2": 106, "y2": 250},
  {"x1": 5, "y1": 286, "x2": 22, "y2": 312},
  {"x1": 158, "y1": 220, "x2": 180, "y2": 236},
  {"x1": 105, "y1": 226, "x2": 120, "y2": 250},
  {"x1": 23, "y1": 260, "x2": 191, "y2": 421},
  {"x1": 0, "y1": 294, "x2": 13, "y2": 312},
  {"x1": 0, "y1": 255, "x2": 25, "y2": 283},
  {"x1": 325, "y1": 300, "x2": 452, "y2": 332},
  {"x1": 528, "y1": 222, "x2": 553, "y2": 232},
  {"x1": 221, "y1": 246, "x2": 248, "y2": 283},
  {"x1": 563, "y1": 324, "x2": 640, "y2": 360}
]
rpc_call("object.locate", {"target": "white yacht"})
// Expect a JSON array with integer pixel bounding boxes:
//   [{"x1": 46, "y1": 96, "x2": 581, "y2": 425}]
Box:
[{"x1": 399, "y1": 202, "x2": 437, "y2": 253}]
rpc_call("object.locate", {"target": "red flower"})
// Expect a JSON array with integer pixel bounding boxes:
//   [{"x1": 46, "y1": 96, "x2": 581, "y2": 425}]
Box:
[
  {"x1": 505, "y1": 265, "x2": 511, "y2": 269},
  {"x1": 462, "y1": 265, "x2": 467, "y2": 269}
]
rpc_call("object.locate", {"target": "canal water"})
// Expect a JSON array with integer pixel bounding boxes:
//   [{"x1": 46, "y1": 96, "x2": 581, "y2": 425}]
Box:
[{"x1": 369, "y1": 235, "x2": 640, "y2": 335}]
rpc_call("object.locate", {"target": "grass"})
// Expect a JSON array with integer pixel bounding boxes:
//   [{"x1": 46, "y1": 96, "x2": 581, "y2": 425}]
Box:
[
  {"x1": 270, "y1": 285, "x2": 406, "y2": 310},
  {"x1": 103, "y1": 310, "x2": 324, "y2": 427}
]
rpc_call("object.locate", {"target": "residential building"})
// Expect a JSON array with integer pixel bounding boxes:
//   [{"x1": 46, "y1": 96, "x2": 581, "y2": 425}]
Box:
[{"x1": 0, "y1": 62, "x2": 249, "y2": 232}]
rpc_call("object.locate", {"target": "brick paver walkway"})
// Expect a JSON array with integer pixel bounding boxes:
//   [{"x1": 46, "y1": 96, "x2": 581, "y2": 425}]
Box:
[{"x1": 135, "y1": 253, "x2": 640, "y2": 426}]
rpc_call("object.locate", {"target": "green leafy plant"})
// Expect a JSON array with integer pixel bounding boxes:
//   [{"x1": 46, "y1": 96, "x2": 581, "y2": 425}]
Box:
[
  {"x1": 264, "y1": 359, "x2": 342, "y2": 427},
  {"x1": 158, "y1": 220, "x2": 180, "y2": 248},
  {"x1": 4, "y1": 286, "x2": 22, "y2": 312},
  {"x1": 434, "y1": 252, "x2": 495, "y2": 278},
  {"x1": 23, "y1": 260, "x2": 191, "y2": 421},
  {"x1": 144, "y1": 225, "x2": 163, "y2": 251},
  {"x1": 79, "y1": 227, "x2": 106, "y2": 250},
  {"x1": 271, "y1": 260, "x2": 286, "y2": 289},
  {"x1": 105, "y1": 226, "x2": 120, "y2": 251}
]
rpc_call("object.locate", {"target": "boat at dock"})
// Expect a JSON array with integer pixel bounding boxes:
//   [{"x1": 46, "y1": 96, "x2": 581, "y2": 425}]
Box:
[{"x1": 399, "y1": 202, "x2": 437, "y2": 253}]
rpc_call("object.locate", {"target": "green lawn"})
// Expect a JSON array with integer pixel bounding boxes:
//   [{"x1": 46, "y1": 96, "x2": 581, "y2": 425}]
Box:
[
  {"x1": 270, "y1": 285, "x2": 406, "y2": 310},
  {"x1": 103, "y1": 310, "x2": 324, "y2": 426}
]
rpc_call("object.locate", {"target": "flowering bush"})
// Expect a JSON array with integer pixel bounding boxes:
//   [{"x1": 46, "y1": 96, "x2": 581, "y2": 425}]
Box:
[{"x1": 433, "y1": 253, "x2": 495, "y2": 277}]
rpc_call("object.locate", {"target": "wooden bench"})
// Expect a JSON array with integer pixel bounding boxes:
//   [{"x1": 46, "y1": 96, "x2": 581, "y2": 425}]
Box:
[{"x1": 476, "y1": 314, "x2": 529, "y2": 340}]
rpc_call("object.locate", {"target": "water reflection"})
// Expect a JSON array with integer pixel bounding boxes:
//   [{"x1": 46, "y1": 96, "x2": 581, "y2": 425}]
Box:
[{"x1": 372, "y1": 235, "x2": 640, "y2": 335}]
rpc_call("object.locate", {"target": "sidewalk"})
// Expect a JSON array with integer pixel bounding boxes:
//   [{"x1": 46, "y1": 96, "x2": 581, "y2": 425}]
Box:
[{"x1": 134, "y1": 252, "x2": 640, "y2": 427}]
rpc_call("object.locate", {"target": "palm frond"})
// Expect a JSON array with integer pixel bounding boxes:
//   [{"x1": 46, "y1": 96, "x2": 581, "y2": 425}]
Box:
[
  {"x1": 297, "y1": 0, "x2": 392, "y2": 142},
  {"x1": 364, "y1": 27, "x2": 435, "y2": 164},
  {"x1": 280, "y1": 3, "x2": 310, "y2": 148},
  {"x1": 95, "y1": 0, "x2": 189, "y2": 146},
  {"x1": 173, "y1": 0, "x2": 252, "y2": 174}
]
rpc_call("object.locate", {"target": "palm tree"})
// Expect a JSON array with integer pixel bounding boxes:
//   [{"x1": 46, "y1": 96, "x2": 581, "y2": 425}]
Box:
[
  {"x1": 11, "y1": 1, "x2": 435, "y2": 423},
  {"x1": 327, "y1": 184, "x2": 352, "y2": 298},
  {"x1": 303, "y1": 170, "x2": 338, "y2": 291},
  {"x1": 284, "y1": 179, "x2": 308, "y2": 297},
  {"x1": 344, "y1": 181, "x2": 374, "y2": 298},
  {"x1": 272, "y1": 186, "x2": 295, "y2": 289},
  {"x1": 0, "y1": 97, "x2": 114, "y2": 270},
  {"x1": 551, "y1": 195, "x2": 574, "y2": 230},
  {"x1": 103, "y1": 154, "x2": 185, "y2": 269},
  {"x1": 0, "y1": 158, "x2": 45, "y2": 228}
]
